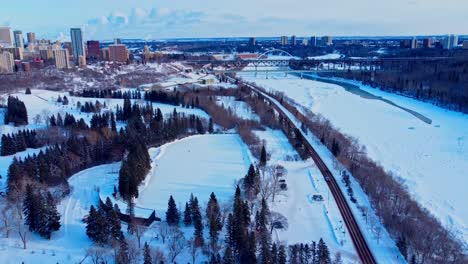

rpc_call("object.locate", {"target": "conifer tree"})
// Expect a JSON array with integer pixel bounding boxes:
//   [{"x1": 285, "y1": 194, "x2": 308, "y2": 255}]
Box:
[
  {"x1": 183, "y1": 202, "x2": 192, "y2": 226},
  {"x1": 116, "y1": 240, "x2": 130, "y2": 264},
  {"x1": 278, "y1": 245, "x2": 287, "y2": 264},
  {"x1": 208, "y1": 118, "x2": 214, "y2": 133},
  {"x1": 223, "y1": 245, "x2": 235, "y2": 264},
  {"x1": 317, "y1": 238, "x2": 330, "y2": 264},
  {"x1": 271, "y1": 243, "x2": 278, "y2": 264},
  {"x1": 45, "y1": 192, "x2": 61, "y2": 236},
  {"x1": 143, "y1": 242, "x2": 152, "y2": 264},
  {"x1": 206, "y1": 192, "x2": 222, "y2": 250},
  {"x1": 260, "y1": 145, "x2": 267, "y2": 167},
  {"x1": 166, "y1": 195, "x2": 180, "y2": 226},
  {"x1": 192, "y1": 197, "x2": 204, "y2": 247}
]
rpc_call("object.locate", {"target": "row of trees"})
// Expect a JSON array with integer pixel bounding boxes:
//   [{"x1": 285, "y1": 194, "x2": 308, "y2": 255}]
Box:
[
  {"x1": 1, "y1": 129, "x2": 40, "y2": 156},
  {"x1": 86, "y1": 198, "x2": 124, "y2": 244},
  {"x1": 4, "y1": 96, "x2": 28, "y2": 126},
  {"x1": 73, "y1": 89, "x2": 142, "y2": 100}
]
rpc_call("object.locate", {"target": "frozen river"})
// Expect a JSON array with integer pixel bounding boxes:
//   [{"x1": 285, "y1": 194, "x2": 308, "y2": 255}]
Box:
[{"x1": 239, "y1": 68, "x2": 468, "y2": 243}]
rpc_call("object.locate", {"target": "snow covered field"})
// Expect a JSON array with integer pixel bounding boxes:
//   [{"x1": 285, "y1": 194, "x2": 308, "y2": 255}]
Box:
[
  {"x1": 239, "y1": 69, "x2": 468, "y2": 243},
  {"x1": 0, "y1": 89, "x2": 209, "y2": 135},
  {"x1": 216, "y1": 96, "x2": 260, "y2": 121},
  {"x1": 137, "y1": 134, "x2": 252, "y2": 213}
]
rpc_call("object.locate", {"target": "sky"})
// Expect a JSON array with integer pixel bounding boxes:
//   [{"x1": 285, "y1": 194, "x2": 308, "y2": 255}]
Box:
[{"x1": 1, "y1": 0, "x2": 467, "y2": 40}]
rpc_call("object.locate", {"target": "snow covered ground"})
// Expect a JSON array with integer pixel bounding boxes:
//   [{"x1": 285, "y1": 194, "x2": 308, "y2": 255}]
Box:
[
  {"x1": 239, "y1": 69, "x2": 468, "y2": 244},
  {"x1": 216, "y1": 96, "x2": 260, "y2": 121},
  {"x1": 136, "y1": 134, "x2": 252, "y2": 213},
  {"x1": 0, "y1": 89, "x2": 209, "y2": 135}
]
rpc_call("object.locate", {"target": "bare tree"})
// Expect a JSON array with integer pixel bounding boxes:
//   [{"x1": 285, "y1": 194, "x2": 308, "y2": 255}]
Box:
[
  {"x1": 258, "y1": 165, "x2": 285, "y2": 202},
  {"x1": 86, "y1": 246, "x2": 111, "y2": 264},
  {"x1": 1, "y1": 205, "x2": 13, "y2": 238},
  {"x1": 167, "y1": 227, "x2": 186, "y2": 263},
  {"x1": 33, "y1": 114, "x2": 42, "y2": 125},
  {"x1": 154, "y1": 222, "x2": 170, "y2": 244},
  {"x1": 41, "y1": 109, "x2": 52, "y2": 126},
  {"x1": 133, "y1": 221, "x2": 147, "y2": 248},
  {"x1": 15, "y1": 213, "x2": 28, "y2": 249},
  {"x1": 127, "y1": 239, "x2": 141, "y2": 264},
  {"x1": 151, "y1": 247, "x2": 166, "y2": 264},
  {"x1": 188, "y1": 237, "x2": 201, "y2": 264}
]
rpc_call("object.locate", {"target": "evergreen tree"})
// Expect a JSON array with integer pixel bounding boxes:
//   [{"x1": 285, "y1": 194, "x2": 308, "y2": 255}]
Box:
[
  {"x1": 116, "y1": 240, "x2": 130, "y2": 264},
  {"x1": 25, "y1": 88, "x2": 31, "y2": 94},
  {"x1": 278, "y1": 245, "x2": 287, "y2": 264},
  {"x1": 208, "y1": 118, "x2": 214, "y2": 133},
  {"x1": 223, "y1": 245, "x2": 235, "y2": 264},
  {"x1": 206, "y1": 192, "x2": 222, "y2": 250},
  {"x1": 23, "y1": 185, "x2": 39, "y2": 232},
  {"x1": 183, "y1": 202, "x2": 192, "y2": 226},
  {"x1": 45, "y1": 192, "x2": 61, "y2": 236},
  {"x1": 143, "y1": 242, "x2": 152, "y2": 264},
  {"x1": 192, "y1": 197, "x2": 204, "y2": 247},
  {"x1": 260, "y1": 145, "x2": 267, "y2": 167},
  {"x1": 271, "y1": 243, "x2": 278, "y2": 264},
  {"x1": 317, "y1": 238, "x2": 330, "y2": 264},
  {"x1": 258, "y1": 199, "x2": 272, "y2": 264},
  {"x1": 165, "y1": 195, "x2": 180, "y2": 225}
]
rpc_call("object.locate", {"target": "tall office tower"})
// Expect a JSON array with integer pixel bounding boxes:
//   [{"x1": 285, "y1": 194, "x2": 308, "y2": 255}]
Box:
[
  {"x1": 70, "y1": 28, "x2": 86, "y2": 63},
  {"x1": 0, "y1": 51, "x2": 15, "y2": 72},
  {"x1": 87, "y1": 40, "x2": 100, "y2": 59},
  {"x1": 410, "y1": 37, "x2": 418, "y2": 49},
  {"x1": 310, "y1": 36, "x2": 317, "y2": 47},
  {"x1": 302, "y1": 38, "x2": 309, "y2": 46},
  {"x1": 249, "y1": 37, "x2": 256, "y2": 46},
  {"x1": 291, "y1": 35, "x2": 297, "y2": 46},
  {"x1": 423, "y1": 38, "x2": 433, "y2": 48},
  {"x1": 27, "y1": 32, "x2": 36, "y2": 44},
  {"x1": 443, "y1": 35, "x2": 459, "y2": 49},
  {"x1": 321, "y1": 36, "x2": 333, "y2": 46},
  {"x1": 53, "y1": 49, "x2": 70, "y2": 69},
  {"x1": 0, "y1": 27, "x2": 13, "y2": 47},
  {"x1": 280, "y1": 36, "x2": 289, "y2": 45},
  {"x1": 114, "y1": 38, "x2": 122, "y2": 44},
  {"x1": 108, "y1": 44, "x2": 129, "y2": 62},
  {"x1": 13, "y1": 30, "x2": 24, "y2": 48}
]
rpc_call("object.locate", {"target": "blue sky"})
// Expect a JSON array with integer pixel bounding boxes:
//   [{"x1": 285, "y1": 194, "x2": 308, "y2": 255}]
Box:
[{"x1": 1, "y1": 0, "x2": 467, "y2": 40}]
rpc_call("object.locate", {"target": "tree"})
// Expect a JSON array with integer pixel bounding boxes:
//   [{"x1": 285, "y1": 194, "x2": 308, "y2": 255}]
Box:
[
  {"x1": 208, "y1": 118, "x2": 214, "y2": 133},
  {"x1": 396, "y1": 236, "x2": 408, "y2": 260},
  {"x1": 206, "y1": 192, "x2": 223, "y2": 252},
  {"x1": 192, "y1": 197, "x2": 204, "y2": 247},
  {"x1": 167, "y1": 227, "x2": 186, "y2": 263},
  {"x1": 25, "y1": 88, "x2": 31, "y2": 94},
  {"x1": 45, "y1": 192, "x2": 61, "y2": 236},
  {"x1": 188, "y1": 237, "x2": 201, "y2": 264},
  {"x1": 332, "y1": 252, "x2": 343, "y2": 264},
  {"x1": 115, "y1": 240, "x2": 130, "y2": 264},
  {"x1": 278, "y1": 245, "x2": 287, "y2": 264},
  {"x1": 165, "y1": 195, "x2": 180, "y2": 226},
  {"x1": 260, "y1": 145, "x2": 267, "y2": 167},
  {"x1": 223, "y1": 245, "x2": 235, "y2": 264},
  {"x1": 183, "y1": 202, "x2": 192, "y2": 226},
  {"x1": 143, "y1": 242, "x2": 152, "y2": 264},
  {"x1": 155, "y1": 222, "x2": 170, "y2": 244},
  {"x1": 317, "y1": 238, "x2": 330, "y2": 264}
]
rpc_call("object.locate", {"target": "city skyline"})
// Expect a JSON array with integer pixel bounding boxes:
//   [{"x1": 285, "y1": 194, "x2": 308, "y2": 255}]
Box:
[{"x1": 1, "y1": 0, "x2": 467, "y2": 40}]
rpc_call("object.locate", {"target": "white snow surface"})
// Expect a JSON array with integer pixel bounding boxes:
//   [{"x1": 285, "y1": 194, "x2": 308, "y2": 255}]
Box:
[
  {"x1": 136, "y1": 134, "x2": 252, "y2": 213},
  {"x1": 216, "y1": 96, "x2": 260, "y2": 121},
  {"x1": 239, "y1": 69, "x2": 468, "y2": 244}
]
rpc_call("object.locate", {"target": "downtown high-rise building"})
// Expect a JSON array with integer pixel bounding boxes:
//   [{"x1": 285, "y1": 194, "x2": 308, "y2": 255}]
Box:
[
  {"x1": 0, "y1": 27, "x2": 13, "y2": 47},
  {"x1": 321, "y1": 36, "x2": 333, "y2": 46},
  {"x1": 108, "y1": 44, "x2": 129, "y2": 63},
  {"x1": 248, "y1": 37, "x2": 256, "y2": 46},
  {"x1": 53, "y1": 49, "x2": 70, "y2": 69},
  {"x1": 309, "y1": 36, "x2": 317, "y2": 47},
  {"x1": 280, "y1": 36, "x2": 288, "y2": 45},
  {"x1": 70, "y1": 28, "x2": 86, "y2": 63},
  {"x1": 27, "y1": 32, "x2": 36, "y2": 44},
  {"x1": 86, "y1": 40, "x2": 100, "y2": 59},
  {"x1": 0, "y1": 51, "x2": 15, "y2": 73},
  {"x1": 442, "y1": 35, "x2": 458, "y2": 49},
  {"x1": 13, "y1": 30, "x2": 24, "y2": 48},
  {"x1": 291, "y1": 35, "x2": 297, "y2": 46}
]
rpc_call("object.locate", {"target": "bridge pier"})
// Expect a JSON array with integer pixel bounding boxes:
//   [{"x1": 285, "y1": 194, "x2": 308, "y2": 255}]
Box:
[{"x1": 300, "y1": 72, "x2": 303, "y2": 79}]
